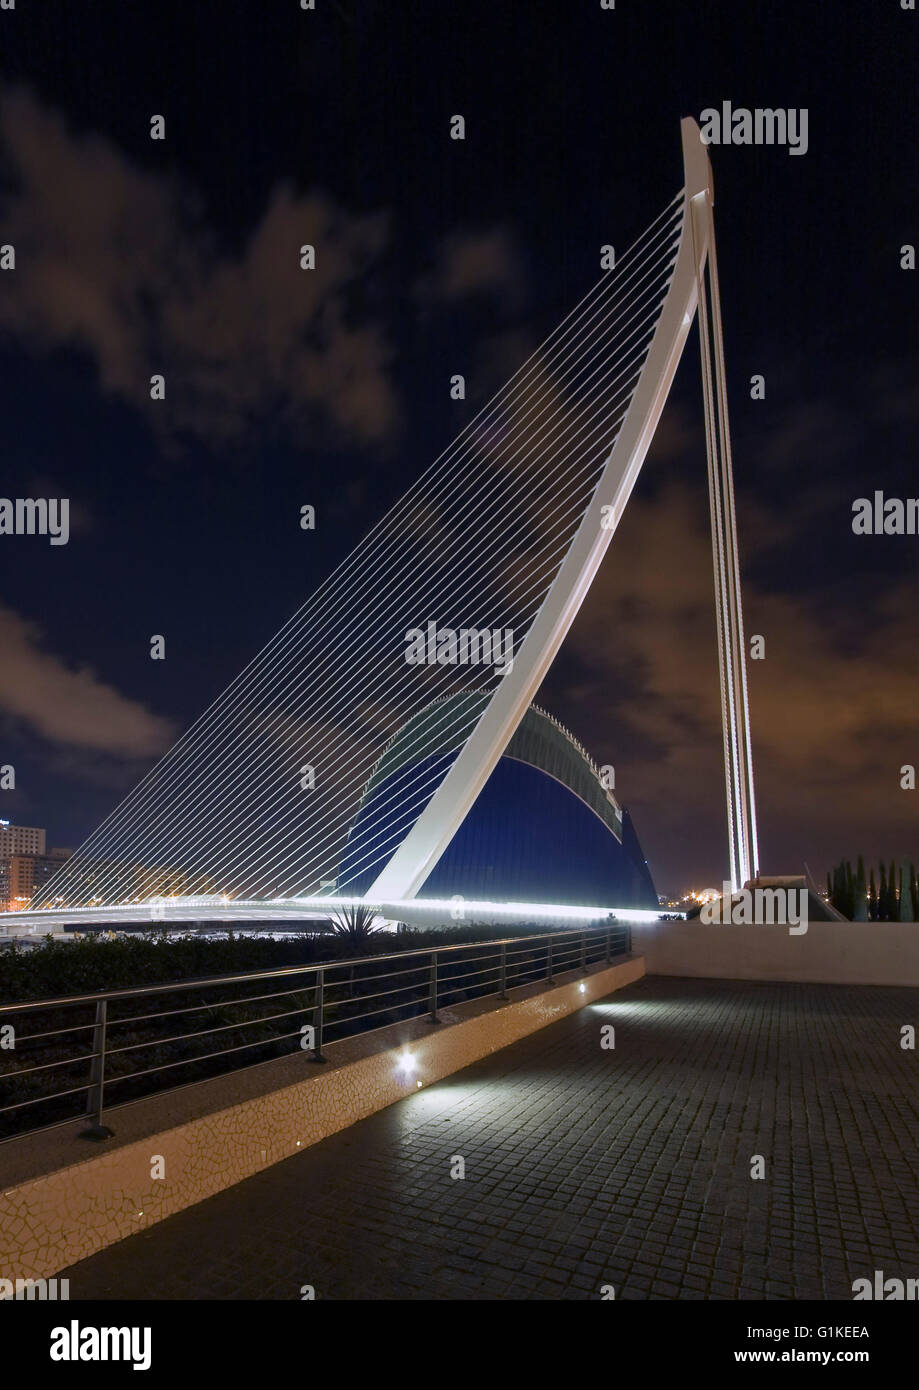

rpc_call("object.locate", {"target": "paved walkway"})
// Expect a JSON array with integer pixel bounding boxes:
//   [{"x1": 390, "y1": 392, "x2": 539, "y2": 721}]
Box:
[{"x1": 62, "y1": 976, "x2": 919, "y2": 1299}]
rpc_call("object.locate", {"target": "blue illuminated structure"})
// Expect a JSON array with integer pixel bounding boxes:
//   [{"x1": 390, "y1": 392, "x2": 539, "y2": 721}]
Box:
[{"x1": 340, "y1": 693, "x2": 657, "y2": 908}]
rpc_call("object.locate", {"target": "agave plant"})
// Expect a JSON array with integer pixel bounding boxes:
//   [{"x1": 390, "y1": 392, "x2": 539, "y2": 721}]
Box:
[{"x1": 327, "y1": 900, "x2": 384, "y2": 946}]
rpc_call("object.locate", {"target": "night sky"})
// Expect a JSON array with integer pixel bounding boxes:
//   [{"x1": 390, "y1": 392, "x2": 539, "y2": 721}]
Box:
[{"x1": 0, "y1": 0, "x2": 917, "y2": 895}]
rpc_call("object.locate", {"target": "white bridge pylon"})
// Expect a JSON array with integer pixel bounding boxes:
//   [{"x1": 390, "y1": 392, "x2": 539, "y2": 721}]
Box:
[
  {"x1": 371, "y1": 116, "x2": 758, "y2": 899},
  {"x1": 29, "y1": 117, "x2": 757, "y2": 920}
]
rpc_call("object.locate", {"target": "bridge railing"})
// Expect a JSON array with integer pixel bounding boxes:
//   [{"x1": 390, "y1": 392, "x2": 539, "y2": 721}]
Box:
[{"x1": 0, "y1": 923, "x2": 630, "y2": 1144}]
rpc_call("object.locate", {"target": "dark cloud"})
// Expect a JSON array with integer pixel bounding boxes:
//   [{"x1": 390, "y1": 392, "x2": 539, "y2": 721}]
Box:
[
  {"x1": 415, "y1": 227, "x2": 523, "y2": 309},
  {"x1": 0, "y1": 86, "x2": 398, "y2": 450},
  {"x1": 550, "y1": 472, "x2": 919, "y2": 889},
  {"x1": 0, "y1": 602, "x2": 174, "y2": 757}
]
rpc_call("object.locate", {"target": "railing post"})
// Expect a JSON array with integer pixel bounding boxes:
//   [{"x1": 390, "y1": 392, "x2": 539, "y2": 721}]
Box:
[
  {"x1": 546, "y1": 936, "x2": 554, "y2": 985},
  {"x1": 605, "y1": 926, "x2": 612, "y2": 964},
  {"x1": 428, "y1": 950, "x2": 440, "y2": 1023},
  {"x1": 310, "y1": 967, "x2": 327, "y2": 1063},
  {"x1": 499, "y1": 942, "x2": 508, "y2": 1000},
  {"x1": 580, "y1": 931, "x2": 587, "y2": 971},
  {"x1": 82, "y1": 998, "x2": 113, "y2": 1140}
]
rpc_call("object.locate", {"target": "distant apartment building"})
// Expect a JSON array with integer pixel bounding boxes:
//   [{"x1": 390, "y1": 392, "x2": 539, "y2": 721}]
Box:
[
  {"x1": 1, "y1": 822, "x2": 218, "y2": 911},
  {"x1": 5, "y1": 854, "x2": 68, "y2": 910},
  {"x1": 0, "y1": 821, "x2": 46, "y2": 857},
  {"x1": 0, "y1": 823, "x2": 71, "y2": 910},
  {"x1": 24, "y1": 853, "x2": 215, "y2": 909}
]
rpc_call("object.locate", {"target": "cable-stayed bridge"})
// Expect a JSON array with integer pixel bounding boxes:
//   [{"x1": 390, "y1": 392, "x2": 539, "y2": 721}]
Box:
[{"x1": 7, "y1": 117, "x2": 757, "y2": 933}]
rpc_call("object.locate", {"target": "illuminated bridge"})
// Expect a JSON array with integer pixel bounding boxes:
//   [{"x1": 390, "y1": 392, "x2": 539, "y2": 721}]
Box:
[{"x1": 4, "y1": 117, "x2": 756, "y2": 936}]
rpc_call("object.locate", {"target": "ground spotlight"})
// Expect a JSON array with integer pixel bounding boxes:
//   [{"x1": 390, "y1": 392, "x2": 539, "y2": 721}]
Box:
[{"x1": 396, "y1": 1051, "x2": 417, "y2": 1079}]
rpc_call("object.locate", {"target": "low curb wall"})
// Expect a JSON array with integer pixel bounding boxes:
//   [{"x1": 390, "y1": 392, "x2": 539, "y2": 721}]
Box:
[{"x1": 636, "y1": 918, "x2": 919, "y2": 985}]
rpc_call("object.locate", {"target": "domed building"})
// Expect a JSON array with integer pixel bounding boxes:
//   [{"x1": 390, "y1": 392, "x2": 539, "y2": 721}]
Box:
[{"x1": 339, "y1": 692, "x2": 658, "y2": 909}]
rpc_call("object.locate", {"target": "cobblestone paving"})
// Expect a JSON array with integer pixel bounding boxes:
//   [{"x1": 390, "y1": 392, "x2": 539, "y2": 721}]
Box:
[{"x1": 62, "y1": 977, "x2": 919, "y2": 1299}]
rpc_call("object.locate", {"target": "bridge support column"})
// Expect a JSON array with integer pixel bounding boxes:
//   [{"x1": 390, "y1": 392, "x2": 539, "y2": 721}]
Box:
[{"x1": 691, "y1": 180, "x2": 759, "y2": 892}]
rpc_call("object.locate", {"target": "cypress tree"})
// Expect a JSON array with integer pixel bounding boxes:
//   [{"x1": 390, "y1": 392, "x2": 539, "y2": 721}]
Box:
[
  {"x1": 868, "y1": 867, "x2": 877, "y2": 921},
  {"x1": 854, "y1": 856, "x2": 868, "y2": 921},
  {"x1": 879, "y1": 862, "x2": 889, "y2": 920},
  {"x1": 900, "y1": 860, "x2": 912, "y2": 921}
]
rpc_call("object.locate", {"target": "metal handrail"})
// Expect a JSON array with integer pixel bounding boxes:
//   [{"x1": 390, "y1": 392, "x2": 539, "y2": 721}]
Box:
[
  {"x1": 0, "y1": 923, "x2": 629, "y2": 1142},
  {"x1": 0, "y1": 930, "x2": 594, "y2": 1014}
]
